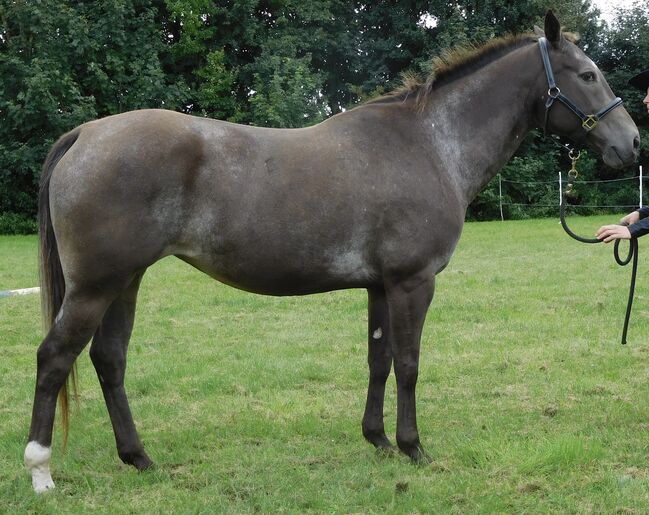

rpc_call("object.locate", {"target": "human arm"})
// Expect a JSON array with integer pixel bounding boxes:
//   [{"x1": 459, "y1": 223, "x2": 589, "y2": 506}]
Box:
[
  {"x1": 621, "y1": 206, "x2": 649, "y2": 226},
  {"x1": 597, "y1": 208, "x2": 649, "y2": 242}
]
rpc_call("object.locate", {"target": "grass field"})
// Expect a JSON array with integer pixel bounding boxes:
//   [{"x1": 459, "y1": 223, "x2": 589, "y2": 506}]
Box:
[{"x1": 3, "y1": 215, "x2": 649, "y2": 513}]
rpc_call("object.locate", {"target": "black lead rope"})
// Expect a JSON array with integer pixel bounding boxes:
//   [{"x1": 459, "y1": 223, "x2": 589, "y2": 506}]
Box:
[{"x1": 559, "y1": 180, "x2": 639, "y2": 345}]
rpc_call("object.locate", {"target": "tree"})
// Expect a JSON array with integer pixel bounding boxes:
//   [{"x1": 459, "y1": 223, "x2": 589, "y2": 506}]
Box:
[
  {"x1": 0, "y1": 0, "x2": 187, "y2": 219},
  {"x1": 597, "y1": 1, "x2": 649, "y2": 136},
  {"x1": 0, "y1": 0, "x2": 643, "y2": 226}
]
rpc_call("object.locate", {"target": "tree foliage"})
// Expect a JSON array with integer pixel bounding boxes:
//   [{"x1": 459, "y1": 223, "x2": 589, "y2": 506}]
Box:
[
  {"x1": 1, "y1": 0, "x2": 647, "y2": 228},
  {"x1": 0, "y1": 0, "x2": 188, "y2": 218}
]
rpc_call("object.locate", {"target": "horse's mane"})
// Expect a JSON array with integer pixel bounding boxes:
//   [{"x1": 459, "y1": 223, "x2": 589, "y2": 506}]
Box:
[{"x1": 366, "y1": 31, "x2": 579, "y2": 112}]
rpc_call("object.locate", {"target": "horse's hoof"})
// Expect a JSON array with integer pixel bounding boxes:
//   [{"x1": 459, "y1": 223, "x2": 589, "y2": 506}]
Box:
[
  {"x1": 398, "y1": 440, "x2": 432, "y2": 464},
  {"x1": 372, "y1": 436, "x2": 394, "y2": 450},
  {"x1": 363, "y1": 428, "x2": 393, "y2": 450},
  {"x1": 134, "y1": 455, "x2": 154, "y2": 471},
  {"x1": 120, "y1": 450, "x2": 153, "y2": 471},
  {"x1": 410, "y1": 447, "x2": 433, "y2": 465},
  {"x1": 375, "y1": 445, "x2": 398, "y2": 458}
]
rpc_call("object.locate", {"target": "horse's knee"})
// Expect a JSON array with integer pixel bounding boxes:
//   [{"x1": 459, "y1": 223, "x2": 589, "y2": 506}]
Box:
[
  {"x1": 368, "y1": 366, "x2": 391, "y2": 385},
  {"x1": 394, "y1": 360, "x2": 418, "y2": 389},
  {"x1": 368, "y1": 350, "x2": 391, "y2": 378}
]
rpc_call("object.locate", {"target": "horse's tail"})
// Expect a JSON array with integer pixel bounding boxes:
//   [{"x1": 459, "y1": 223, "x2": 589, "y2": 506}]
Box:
[{"x1": 38, "y1": 127, "x2": 81, "y2": 450}]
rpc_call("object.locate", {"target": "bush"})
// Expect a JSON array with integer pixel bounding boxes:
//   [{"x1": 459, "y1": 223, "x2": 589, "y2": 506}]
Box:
[{"x1": 0, "y1": 212, "x2": 38, "y2": 235}]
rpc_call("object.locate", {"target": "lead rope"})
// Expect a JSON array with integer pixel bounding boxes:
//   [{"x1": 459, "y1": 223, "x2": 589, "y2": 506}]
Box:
[{"x1": 559, "y1": 150, "x2": 638, "y2": 345}]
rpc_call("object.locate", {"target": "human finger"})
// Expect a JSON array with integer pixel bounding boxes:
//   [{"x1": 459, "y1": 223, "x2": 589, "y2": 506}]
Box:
[
  {"x1": 596, "y1": 225, "x2": 616, "y2": 238},
  {"x1": 597, "y1": 227, "x2": 622, "y2": 242},
  {"x1": 602, "y1": 227, "x2": 631, "y2": 242}
]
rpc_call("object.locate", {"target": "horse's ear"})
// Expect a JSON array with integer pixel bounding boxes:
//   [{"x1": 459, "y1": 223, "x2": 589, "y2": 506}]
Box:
[
  {"x1": 533, "y1": 25, "x2": 544, "y2": 37},
  {"x1": 544, "y1": 10, "x2": 564, "y2": 48}
]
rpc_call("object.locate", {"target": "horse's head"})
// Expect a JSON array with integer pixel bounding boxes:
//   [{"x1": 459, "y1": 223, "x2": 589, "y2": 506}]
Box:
[{"x1": 534, "y1": 11, "x2": 640, "y2": 168}]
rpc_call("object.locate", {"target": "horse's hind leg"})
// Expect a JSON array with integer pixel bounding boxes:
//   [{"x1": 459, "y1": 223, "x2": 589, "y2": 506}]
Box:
[
  {"x1": 89, "y1": 271, "x2": 152, "y2": 471},
  {"x1": 362, "y1": 287, "x2": 393, "y2": 450},
  {"x1": 25, "y1": 289, "x2": 115, "y2": 492}
]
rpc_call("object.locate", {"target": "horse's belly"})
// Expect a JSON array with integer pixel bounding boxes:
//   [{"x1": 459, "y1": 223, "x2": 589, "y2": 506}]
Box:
[{"x1": 176, "y1": 247, "x2": 378, "y2": 296}]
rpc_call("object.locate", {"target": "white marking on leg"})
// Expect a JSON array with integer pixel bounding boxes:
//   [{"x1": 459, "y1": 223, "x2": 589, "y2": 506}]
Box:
[
  {"x1": 373, "y1": 327, "x2": 382, "y2": 340},
  {"x1": 24, "y1": 441, "x2": 55, "y2": 493}
]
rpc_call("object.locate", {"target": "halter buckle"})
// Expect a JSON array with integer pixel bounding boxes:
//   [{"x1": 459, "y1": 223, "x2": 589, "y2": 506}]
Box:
[{"x1": 581, "y1": 115, "x2": 599, "y2": 131}]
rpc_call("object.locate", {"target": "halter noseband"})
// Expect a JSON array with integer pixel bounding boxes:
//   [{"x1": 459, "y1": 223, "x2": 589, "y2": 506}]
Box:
[{"x1": 538, "y1": 37, "x2": 623, "y2": 141}]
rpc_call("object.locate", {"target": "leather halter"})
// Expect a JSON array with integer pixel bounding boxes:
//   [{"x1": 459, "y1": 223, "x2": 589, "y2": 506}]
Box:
[{"x1": 538, "y1": 37, "x2": 623, "y2": 141}]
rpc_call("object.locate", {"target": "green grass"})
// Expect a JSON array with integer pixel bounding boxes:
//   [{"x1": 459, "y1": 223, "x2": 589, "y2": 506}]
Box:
[{"x1": 3, "y1": 215, "x2": 649, "y2": 513}]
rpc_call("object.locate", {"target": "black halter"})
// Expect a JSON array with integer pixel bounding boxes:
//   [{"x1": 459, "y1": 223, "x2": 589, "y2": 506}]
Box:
[{"x1": 538, "y1": 37, "x2": 623, "y2": 141}]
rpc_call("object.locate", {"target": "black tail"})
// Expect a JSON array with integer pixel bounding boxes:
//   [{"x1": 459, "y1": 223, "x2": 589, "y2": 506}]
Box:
[{"x1": 38, "y1": 127, "x2": 81, "y2": 449}]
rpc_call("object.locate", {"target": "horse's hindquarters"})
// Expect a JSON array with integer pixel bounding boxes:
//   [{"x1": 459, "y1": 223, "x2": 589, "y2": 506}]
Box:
[{"x1": 48, "y1": 111, "x2": 206, "y2": 287}]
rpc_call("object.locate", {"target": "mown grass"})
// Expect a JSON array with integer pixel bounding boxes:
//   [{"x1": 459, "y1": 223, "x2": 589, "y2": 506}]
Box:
[{"x1": 3, "y1": 215, "x2": 649, "y2": 513}]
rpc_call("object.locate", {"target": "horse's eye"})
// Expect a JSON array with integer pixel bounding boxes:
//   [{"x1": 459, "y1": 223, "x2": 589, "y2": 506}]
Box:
[{"x1": 580, "y1": 71, "x2": 596, "y2": 82}]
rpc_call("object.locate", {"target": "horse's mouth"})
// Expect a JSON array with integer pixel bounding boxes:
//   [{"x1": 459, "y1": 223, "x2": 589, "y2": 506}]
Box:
[
  {"x1": 601, "y1": 145, "x2": 634, "y2": 169},
  {"x1": 608, "y1": 147, "x2": 625, "y2": 168}
]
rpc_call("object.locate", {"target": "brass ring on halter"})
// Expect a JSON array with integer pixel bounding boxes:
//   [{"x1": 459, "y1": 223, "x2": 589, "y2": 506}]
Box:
[
  {"x1": 568, "y1": 169, "x2": 578, "y2": 179},
  {"x1": 568, "y1": 149, "x2": 581, "y2": 161}
]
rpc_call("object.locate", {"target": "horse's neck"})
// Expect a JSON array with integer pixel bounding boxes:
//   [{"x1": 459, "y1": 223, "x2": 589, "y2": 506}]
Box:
[{"x1": 422, "y1": 44, "x2": 541, "y2": 207}]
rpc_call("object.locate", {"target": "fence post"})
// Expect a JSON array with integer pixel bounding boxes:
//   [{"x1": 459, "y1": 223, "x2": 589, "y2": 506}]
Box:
[
  {"x1": 558, "y1": 171, "x2": 562, "y2": 205},
  {"x1": 640, "y1": 165, "x2": 643, "y2": 208},
  {"x1": 498, "y1": 173, "x2": 504, "y2": 221}
]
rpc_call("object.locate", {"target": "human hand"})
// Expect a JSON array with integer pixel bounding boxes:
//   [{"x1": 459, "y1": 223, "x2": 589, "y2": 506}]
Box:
[
  {"x1": 595, "y1": 224, "x2": 632, "y2": 243},
  {"x1": 620, "y1": 211, "x2": 640, "y2": 226}
]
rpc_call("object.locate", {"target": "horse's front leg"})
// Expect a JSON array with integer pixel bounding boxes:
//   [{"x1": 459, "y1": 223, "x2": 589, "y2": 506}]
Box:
[
  {"x1": 362, "y1": 287, "x2": 393, "y2": 450},
  {"x1": 385, "y1": 271, "x2": 434, "y2": 463}
]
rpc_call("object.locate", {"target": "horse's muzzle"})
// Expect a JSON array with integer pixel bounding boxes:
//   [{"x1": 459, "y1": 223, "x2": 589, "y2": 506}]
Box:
[{"x1": 601, "y1": 135, "x2": 640, "y2": 169}]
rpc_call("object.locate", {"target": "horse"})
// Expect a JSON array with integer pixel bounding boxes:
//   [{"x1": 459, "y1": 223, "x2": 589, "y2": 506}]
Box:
[{"x1": 25, "y1": 11, "x2": 639, "y2": 492}]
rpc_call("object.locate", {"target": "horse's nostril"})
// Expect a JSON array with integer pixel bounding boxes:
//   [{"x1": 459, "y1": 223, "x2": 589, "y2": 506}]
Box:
[{"x1": 634, "y1": 136, "x2": 641, "y2": 150}]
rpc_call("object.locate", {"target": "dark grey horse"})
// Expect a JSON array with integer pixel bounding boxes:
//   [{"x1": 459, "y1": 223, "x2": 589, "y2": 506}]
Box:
[{"x1": 25, "y1": 11, "x2": 639, "y2": 492}]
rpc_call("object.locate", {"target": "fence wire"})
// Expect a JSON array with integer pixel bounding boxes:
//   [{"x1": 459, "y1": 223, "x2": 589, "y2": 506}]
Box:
[
  {"x1": 495, "y1": 167, "x2": 644, "y2": 220},
  {"x1": 501, "y1": 175, "x2": 645, "y2": 185}
]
